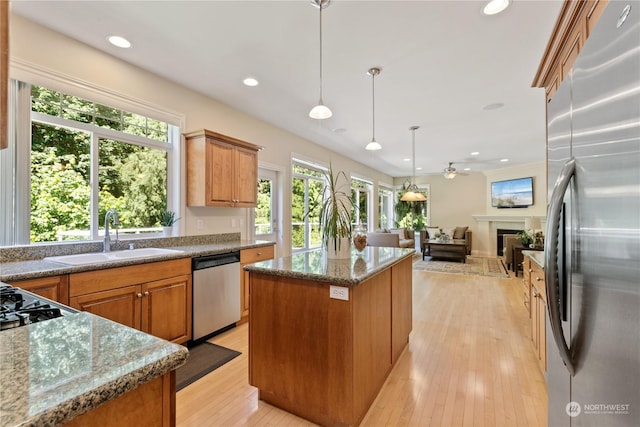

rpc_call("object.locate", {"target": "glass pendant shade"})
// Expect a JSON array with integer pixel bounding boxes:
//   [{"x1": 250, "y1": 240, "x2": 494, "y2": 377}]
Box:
[
  {"x1": 309, "y1": 102, "x2": 332, "y2": 119},
  {"x1": 401, "y1": 126, "x2": 426, "y2": 202},
  {"x1": 365, "y1": 139, "x2": 381, "y2": 151},
  {"x1": 444, "y1": 172, "x2": 456, "y2": 179}
]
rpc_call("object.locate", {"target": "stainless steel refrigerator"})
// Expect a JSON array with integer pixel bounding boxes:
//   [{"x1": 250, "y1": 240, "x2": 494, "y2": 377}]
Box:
[{"x1": 545, "y1": 1, "x2": 640, "y2": 426}]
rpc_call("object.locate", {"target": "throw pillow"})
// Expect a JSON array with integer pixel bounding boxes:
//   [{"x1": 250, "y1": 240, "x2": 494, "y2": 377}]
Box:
[
  {"x1": 453, "y1": 226, "x2": 469, "y2": 239},
  {"x1": 390, "y1": 228, "x2": 406, "y2": 239},
  {"x1": 442, "y1": 227, "x2": 456, "y2": 239},
  {"x1": 425, "y1": 226, "x2": 440, "y2": 239}
]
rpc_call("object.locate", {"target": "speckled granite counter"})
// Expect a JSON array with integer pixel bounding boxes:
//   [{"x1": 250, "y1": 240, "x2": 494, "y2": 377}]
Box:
[
  {"x1": 523, "y1": 250, "x2": 545, "y2": 269},
  {"x1": 243, "y1": 246, "x2": 415, "y2": 286},
  {"x1": 0, "y1": 311, "x2": 188, "y2": 427},
  {"x1": 0, "y1": 235, "x2": 274, "y2": 282}
]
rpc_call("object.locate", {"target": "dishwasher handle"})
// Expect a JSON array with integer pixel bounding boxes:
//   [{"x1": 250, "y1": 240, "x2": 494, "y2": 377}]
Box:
[{"x1": 192, "y1": 251, "x2": 240, "y2": 270}]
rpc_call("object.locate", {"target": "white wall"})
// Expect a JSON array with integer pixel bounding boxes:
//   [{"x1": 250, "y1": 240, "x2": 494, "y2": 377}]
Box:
[{"x1": 9, "y1": 14, "x2": 393, "y2": 256}]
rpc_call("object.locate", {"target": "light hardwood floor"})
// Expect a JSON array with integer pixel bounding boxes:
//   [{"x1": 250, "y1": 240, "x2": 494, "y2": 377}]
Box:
[{"x1": 176, "y1": 266, "x2": 547, "y2": 427}]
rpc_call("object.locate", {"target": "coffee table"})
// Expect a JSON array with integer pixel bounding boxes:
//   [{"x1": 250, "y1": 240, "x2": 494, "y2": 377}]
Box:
[{"x1": 422, "y1": 239, "x2": 467, "y2": 263}]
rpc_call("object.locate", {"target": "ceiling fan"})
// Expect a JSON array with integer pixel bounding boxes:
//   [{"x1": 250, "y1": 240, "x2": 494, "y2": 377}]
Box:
[{"x1": 443, "y1": 162, "x2": 468, "y2": 180}]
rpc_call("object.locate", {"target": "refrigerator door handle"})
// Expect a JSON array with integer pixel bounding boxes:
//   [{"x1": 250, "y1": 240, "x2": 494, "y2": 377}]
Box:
[{"x1": 545, "y1": 158, "x2": 575, "y2": 376}]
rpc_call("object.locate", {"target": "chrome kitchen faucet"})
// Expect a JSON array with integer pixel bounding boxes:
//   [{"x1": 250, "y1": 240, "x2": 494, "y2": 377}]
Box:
[{"x1": 103, "y1": 209, "x2": 120, "y2": 252}]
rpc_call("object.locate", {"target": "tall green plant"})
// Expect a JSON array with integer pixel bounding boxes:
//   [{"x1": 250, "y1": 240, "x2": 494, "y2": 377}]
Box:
[{"x1": 312, "y1": 164, "x2": 352, "y2": 251}]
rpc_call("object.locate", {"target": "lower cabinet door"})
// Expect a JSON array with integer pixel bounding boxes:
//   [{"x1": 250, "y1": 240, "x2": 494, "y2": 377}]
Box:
[
  {"x1": 142, "y1": 275, "x2": 191, "y2": 344},
  {"x1": 70, "y1": 285, "x2": 142, "y2": 330}
]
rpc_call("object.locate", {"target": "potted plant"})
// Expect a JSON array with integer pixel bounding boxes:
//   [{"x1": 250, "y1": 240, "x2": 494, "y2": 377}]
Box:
[
  {"x1": 160, "y1": 209, "x2": 179, "y2": 236},
  {"x1": 318, "y1": 164, "x2": 352, "y2": 259}
]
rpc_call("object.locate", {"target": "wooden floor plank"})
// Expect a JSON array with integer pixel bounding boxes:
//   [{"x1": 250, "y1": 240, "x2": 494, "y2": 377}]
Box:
[{"x1": 176, "y1": 264, "x2": 547, "y2": 427}]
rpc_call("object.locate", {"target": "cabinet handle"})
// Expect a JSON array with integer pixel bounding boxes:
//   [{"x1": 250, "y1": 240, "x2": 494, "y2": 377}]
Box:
[
  {"x1": 144, "y1": 291, "x2": 149, "y2": 296},
  {"x1": 535, "y1": 276, "x2": 542, "y2": 281},
  {"x1": 529, "y1": 268, "x2": 533, "y2": 273},
  {"x1": 137, "y1": 293, "x2": 142, "y2": 298},
  {"x1": 257, "y1": 252, "x2": 262, "y2": 256}
]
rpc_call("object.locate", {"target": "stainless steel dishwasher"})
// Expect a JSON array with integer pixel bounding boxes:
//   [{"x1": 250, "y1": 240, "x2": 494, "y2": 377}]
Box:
[{"x1": 192, "y1": 251, "x2": 241, "y2": 341}]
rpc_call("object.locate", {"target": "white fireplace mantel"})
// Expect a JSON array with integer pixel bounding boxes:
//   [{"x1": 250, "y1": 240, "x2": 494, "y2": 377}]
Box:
[{"x1": 472, "y1": 214, "x2": 546, "y2": 223}]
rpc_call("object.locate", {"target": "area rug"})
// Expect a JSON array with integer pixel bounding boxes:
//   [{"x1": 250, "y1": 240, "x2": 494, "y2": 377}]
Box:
[
  {"x1": 176, "y1": 342, "x2": 241, "y2": 391},
  {"x1": 413, "y1": 255, "x2": 510, "y2": 278}
]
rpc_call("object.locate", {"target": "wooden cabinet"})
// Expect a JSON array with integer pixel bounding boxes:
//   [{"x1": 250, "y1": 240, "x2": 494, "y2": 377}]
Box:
[
  {"x1": 533, "y1": 0, "x2": 608, "y2": 101},
  {"x1": 63, "y1": 372, "x2": 175, "y2": 427},
  {"x1": 9, "y1": 275, "x2": 69, "y2": 305},
  {"x1": 526, "y1": 256, "x2": 547, "y2": 374},
  {"x1": 522, "y1": 256, "x2": 532, "y2": 317},
  {"x1": 185, "y1": 129, "x2": 262, "y2": 207},
  {"x1": 239, "y1": 245, "x2": 274, "y2": 324},
  {"x1": 69, "y1": 259, "x2": 192, "y2": 344}
]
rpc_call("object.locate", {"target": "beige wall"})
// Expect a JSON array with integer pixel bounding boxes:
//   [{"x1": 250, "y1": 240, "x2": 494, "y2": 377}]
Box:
[
  {"x1": 9, "y1": 14, "x2": 392, "y2": 256},
  {"x1": 395, "y1": 161, "x2": 547, "y2": 256},
  {"x1": 9, "y1": 14, "x2": 547, "y2": 258}
]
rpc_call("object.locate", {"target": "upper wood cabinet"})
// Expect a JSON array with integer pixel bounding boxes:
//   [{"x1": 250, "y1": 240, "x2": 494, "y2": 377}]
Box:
[
  {"x1": 532, "y1": 0, "x2": 607, "y2": 102},
  {"x1": 185, "y1": 129, "x2": 263, "y2": 207}
]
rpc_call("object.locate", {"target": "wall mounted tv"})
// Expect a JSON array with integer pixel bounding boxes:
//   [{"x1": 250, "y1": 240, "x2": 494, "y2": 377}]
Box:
[{"x1": 491, "y1": 177, "x2": 534, "y2": 208}]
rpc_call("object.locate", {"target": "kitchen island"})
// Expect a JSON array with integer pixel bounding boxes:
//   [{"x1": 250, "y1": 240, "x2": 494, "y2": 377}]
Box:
[
  {"x1": 0, "y1": 311, "x2": 188, "y2": 427},
  {"x1": 244, "y1": 246, "x2": 414, "y2": 427}
]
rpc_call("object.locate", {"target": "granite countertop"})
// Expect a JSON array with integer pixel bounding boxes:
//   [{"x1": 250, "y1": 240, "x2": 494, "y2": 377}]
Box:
[
  {"x1": 0, "y1": 312, "x2": 188, "y2": 427},
  {"x1": 244, "y1": 246, "x2": 415, "y2": 286},
  {"x1": 523, "y1": 250, "x2": 545, "y2": 269},
  {"x1": 0, "y1": 238, "x2": 275, "y2": 282}
]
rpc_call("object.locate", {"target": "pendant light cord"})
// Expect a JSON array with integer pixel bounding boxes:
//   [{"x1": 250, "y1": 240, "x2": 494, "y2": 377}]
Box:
[
  {"x1": 371, "y1": 71, "x2": 376, "y2": 141},
  {"x1": 318, "y1": 4, "x2": 324, "y2": 102}
]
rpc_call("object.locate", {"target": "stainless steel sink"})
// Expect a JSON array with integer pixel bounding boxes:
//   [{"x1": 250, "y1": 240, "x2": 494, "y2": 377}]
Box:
[{"x1": 45, "y1": 248, "x2": 184, "y2": 266}]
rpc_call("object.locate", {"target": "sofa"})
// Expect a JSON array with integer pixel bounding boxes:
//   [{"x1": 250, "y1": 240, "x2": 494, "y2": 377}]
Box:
[
  {"x1": 366, "y1": 228, "x2": 415, "y2": 248},
  {"x1": 419, "y1": 226, "x2": 472, "y2": 256}
]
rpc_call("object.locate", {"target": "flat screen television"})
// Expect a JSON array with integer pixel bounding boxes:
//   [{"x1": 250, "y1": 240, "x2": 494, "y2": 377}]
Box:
[{"x1": 491, "y1": 177, "x2": 534, "y2": 208}]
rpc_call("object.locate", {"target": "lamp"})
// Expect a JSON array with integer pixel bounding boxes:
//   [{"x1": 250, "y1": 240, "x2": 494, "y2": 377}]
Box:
[
  {"x1": 309, "y1": 0, "x2": 332, "y2": 120},
  {"x1": 365, "y1": 67, "x2": 382, "y2": 151},
  {"x1": 401, "y1": 126, "x2": 427, "y2": 202},
  {"x1": 524, "y1": 217, "x2": 541, "y2": 231},
  {"x1": 443, "y1": 162, "x2": 457, "y2": 179}
]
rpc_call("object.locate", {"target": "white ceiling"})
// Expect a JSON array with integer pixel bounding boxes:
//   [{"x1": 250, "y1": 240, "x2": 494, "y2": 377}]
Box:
[{"x1": 11, "y1": 0, "x2": 562, "y2": 178}]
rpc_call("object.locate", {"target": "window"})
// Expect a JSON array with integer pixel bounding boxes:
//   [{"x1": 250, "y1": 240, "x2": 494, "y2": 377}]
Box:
[
  {"x1": 1, "y1": 82, "x2": 178, "y2": 245},
  {"x1": 395, "y1": 182, "x2": 430, "y2": 230},
  {"x1": 291, "y1": 161, "x2": 326, "y2": 251},
  {"x1": 255, "y1": 178, "x2": 273, "y2": 236},
  {"x1": 378, "y1": 185, "x2": 393, "y2": 229},
  {"x1": 351, "y1": 177, "x2": 372, "y2": 229}
]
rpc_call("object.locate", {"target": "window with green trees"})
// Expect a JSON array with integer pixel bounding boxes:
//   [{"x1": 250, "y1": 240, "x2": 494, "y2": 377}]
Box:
[
  {"x1": 351, "y1": 177, "x2": 371, "y2": 229},
  {"x1": 15, "y1": 84, "x2": 176, "y2": 243},
  {"x1": 395, "y1": 182, "x2": 429, "y2": 231},
  {"x1": 291, "y1": 162, "x2": 325, "y2": 251}
]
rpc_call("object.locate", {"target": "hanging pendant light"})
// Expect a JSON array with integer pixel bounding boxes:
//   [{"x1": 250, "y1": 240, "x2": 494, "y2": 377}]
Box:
[
  {"x1": 365, "y1": 67, "x2": 382, "y2": 151},
  {"x1": 401, "y1": 126, "x2": 427, "y2": 202},
  {"x1": 309, "y1": 0, "x2": 332, "y2": 119}
]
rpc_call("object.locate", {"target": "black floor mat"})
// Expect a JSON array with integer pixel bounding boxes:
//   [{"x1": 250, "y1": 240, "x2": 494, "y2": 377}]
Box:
[{"x1": 175, "y1": 342, "x2": 241, "y2": 391}]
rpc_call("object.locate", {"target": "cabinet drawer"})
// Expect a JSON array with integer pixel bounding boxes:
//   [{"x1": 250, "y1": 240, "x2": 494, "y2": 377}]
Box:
[
  {"x1": 530, "y1": 264, "x2": 546, "y2": 302},
  {"x1": 241, "y1": 245, "x2": 274, "y2": 264},
  {"x1": 70, "y1": 258, "x2": 191, "y2": 297}
]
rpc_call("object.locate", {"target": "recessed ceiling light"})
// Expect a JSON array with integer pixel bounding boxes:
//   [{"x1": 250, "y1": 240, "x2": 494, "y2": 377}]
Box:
[
  {"x1": 500, "y1": 158, "x2": 509, "y2": 162},
  {"x1": 471, "y1": 151, "x2": 480, "y2": 156},
  {"x1": 332, "y1": 127, "x2": 347, "y2": 134},
  {"x1": 403, "y1": 158, "x2": 411, "y2": 162},
  {"x1": 416, "y1": 167, "x2": 422, "y2": 171},
  {"x1": 482, "y1": 0, "x2": 510, "y2": 16},
  {"x1": 464, "y1": 168, "x2": 471, "y2": 171},
  {"x1": 107, "y1": 35, "x2": 131, "y2": 49},
  {"x1": 483, "y1": 102, "x2": 505, "y2": 110},
  {"x1": 243, "y1": 77, "x2": 259, "y2": 87}
]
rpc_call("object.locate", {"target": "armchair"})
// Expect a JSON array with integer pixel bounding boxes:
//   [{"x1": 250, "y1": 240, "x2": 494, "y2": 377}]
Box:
[{"x1": 503, "y1": 234, "x2": 520, "y2": 271}]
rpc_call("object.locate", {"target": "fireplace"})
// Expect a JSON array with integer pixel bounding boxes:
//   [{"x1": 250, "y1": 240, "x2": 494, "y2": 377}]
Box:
[{"x1": 496, "y1": 228, "x2": 521, "y2": 256}]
